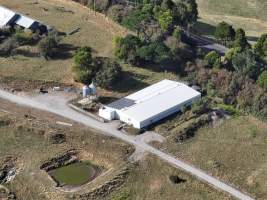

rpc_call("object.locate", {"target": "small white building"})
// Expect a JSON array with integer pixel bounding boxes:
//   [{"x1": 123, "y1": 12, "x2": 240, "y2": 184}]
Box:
[{"x1": 99, "y1": 80, "x2": 201, "y2": 129}]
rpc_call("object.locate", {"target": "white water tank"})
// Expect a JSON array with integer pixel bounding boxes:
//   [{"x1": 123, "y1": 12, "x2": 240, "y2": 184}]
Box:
[
  {"x1": 82, "y1": 85, "x2": 90, "y2": 97},
  {"x1": 89, "y1": 81, "x2": 97, "y2": 95}
]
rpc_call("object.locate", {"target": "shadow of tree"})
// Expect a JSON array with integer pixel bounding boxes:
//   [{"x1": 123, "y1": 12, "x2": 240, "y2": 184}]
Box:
[
  {"x1": 111, "y1": 71, "x2": 149, "y2": 93},
  {"x1": 14, "y1": 49, "x2": 39, "y2": 57},
  {"x1": 98, "y1": 96, "x2": 120, "y2": 104},
  {"x1": 192, "y1": 21, "x2": 216, "y2": 36},
  {"x1": 53, "y1": 43, "x2": 79, "y2": 60},
  {"x1": 247, "y1": 36, "x2": 259, "y2": 42}
]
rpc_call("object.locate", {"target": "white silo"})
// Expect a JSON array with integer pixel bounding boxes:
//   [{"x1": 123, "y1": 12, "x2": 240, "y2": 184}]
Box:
[
  {"x1": 82, "y1": 85, "x2": 90, "y2": 97},
  {"x1": 89, "y1": 81, "x2": 97, "y2": 95}
]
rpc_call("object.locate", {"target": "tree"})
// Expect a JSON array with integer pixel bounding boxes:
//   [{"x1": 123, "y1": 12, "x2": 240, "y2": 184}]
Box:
[
  {"x1": 233, "y1": 28, "x2": 250, "y2": 50},
  {"x1": 257, "y1": 70, "x2": 267, "y2": 90},
  {"x1": 137, "y1": 41, "x2": 171, "y2": 63},
  {"x1": 254, "y1": 33, "x2": 267, "y2": 57},
  {"x1": 94, "y1": 57, "x2": 122, "y2": 88},
  {"x1": 72, "y1": 47, "x2": 95, "y2": 84},
  {"x1": 172, "y1": 0, "x2": 198, "y2": 28},
  {"x1": 73, "y1": 47, "x2": 122, "y2": 88},
  {"x1": 122, "y1": 5, "x2": 154, "y2": 38},
  {"x1": 203, "y1": 51, "x2": 221, "y2": 68},
  {"x1": 114, "y1": 35, "x2": 142, "y2": 64},
  {"x1": 215, "y1": 21, "x2": 235, "y2": 46},
  {"x1": 157, "y1": 9, "x2": 173, "y2": 31},
  {"x1": 160, "y1": 0, "x2": 174, "y2": 10},
  {"x1": 232, "y1": 49, "x2": 262, "y2": 79}
]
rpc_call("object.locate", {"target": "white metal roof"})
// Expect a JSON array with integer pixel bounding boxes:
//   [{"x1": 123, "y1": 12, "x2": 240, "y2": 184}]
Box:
[
  {"x1": 0, "y1": 6, "x2": 16, "y2": 27},
  {"x1": 15, "y1": 15, "x2": 37, "y2": 28},
  {"x1": 120, "y1": 80, "x2": 201, "y2": 122}
]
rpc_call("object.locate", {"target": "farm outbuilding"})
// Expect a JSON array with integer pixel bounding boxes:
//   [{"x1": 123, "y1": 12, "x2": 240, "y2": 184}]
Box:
[
  {"x1": 0, "y1": 6, "x2": 17, "y2": 28},
  {"x1": 14, "y1": 15, "x2": 40, "y2": 30},
  {"x1": 99, "y1": 80, "x2": 201, "y2": 129},
  {"x1": 0, "y1": 6, "x2": 47, "y2": 33}
]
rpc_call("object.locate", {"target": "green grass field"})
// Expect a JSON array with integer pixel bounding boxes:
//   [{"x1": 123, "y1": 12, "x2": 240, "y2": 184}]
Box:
[
  {"x1": 49, "y1": 162, "x2": 95, "y2": 186},
  {"x1": 196, "y1": 0, "x2": 267, "y2": 38}
]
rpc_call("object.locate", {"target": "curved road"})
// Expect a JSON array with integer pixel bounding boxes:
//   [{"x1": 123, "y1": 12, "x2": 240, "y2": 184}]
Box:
[{"x1": 0, "y1": 90, "x2": 254, "y2": 200}]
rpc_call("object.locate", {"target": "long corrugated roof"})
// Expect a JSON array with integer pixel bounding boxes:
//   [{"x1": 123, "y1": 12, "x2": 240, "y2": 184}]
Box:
[
  {"x1": 0, "y1": 6, "x2": 16, "y2": 27},
  {"x1": 15, "y1": 15, "x2": 37, "y2": 28},
  {"x1": 118, "y1": 80, "x2": 201, "y2": 122}
]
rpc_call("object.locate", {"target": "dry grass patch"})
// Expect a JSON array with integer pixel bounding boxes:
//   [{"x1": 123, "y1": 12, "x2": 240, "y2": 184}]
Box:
[
  {"x1": 163, "y1": 116, "x2": 267, "y2": 199},
  {"x1": 196, "y1": 0, "x2": 267, "y2": 38},
  {"x1": 0, "y1": 0, "x2": 127, "y2": 85}
]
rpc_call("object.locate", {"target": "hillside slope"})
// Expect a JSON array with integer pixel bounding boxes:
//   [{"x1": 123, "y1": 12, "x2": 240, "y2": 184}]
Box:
[{"x1": 196, "y1": 0, "x2": 267, "y2": 38}]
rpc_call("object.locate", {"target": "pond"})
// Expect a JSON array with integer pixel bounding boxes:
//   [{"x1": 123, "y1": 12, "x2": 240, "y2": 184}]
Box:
[{"x1": 49, "y1": 162, "x2": 97, "y2": 187}]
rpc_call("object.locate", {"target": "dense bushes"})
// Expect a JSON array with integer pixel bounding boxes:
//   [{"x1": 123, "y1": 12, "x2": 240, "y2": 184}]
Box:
[
  {"x1": 73, "y1": 46, "x2": 122, "y2": 88},
  {"x1": 93, "y1": 57, "x2": 122, "y2": 88},
  {"x1": 137, "y1": 41, "x2": 171, "y2": 63},
  {"x1": 191, "y1": 67, "x2": 267, "y2": 120},
  {"x1": 114, "y1": 35, "x2": 142, "y2": 64},
  {"x1": 114, "y1": 34, "x2": 173, "y2": 65}
]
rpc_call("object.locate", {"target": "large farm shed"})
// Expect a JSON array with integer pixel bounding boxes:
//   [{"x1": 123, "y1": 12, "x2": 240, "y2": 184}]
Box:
[{"x1": 99, "y1": 80, "x2": 201, "y2": 129}]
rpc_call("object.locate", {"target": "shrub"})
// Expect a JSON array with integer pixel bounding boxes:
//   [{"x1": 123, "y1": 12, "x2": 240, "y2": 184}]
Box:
[
  {"x1": 257, "y1": 71, "x2": 267, "y2": 90},
  {"x1": 191, "y1": 98, "x2": 210, "y2": 115},
  {"x1": 203, "y1": 51, "x2": 221, "y2": 68},
  {"x1": 172, "y1": 27, "x2": 182, "y2": 42},
  {"x1": 14, "y1": 28, "x2": 34, "y2": 45},
  {"x1": 0, "y1": 37, "x2": 18, "y2": 57},
  {"x1": 156, "y1": 9, "x2": 173, "y2": 31}
]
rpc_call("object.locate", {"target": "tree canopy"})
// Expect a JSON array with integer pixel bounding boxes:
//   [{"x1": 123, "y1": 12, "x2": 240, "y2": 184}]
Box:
[
  {"x1": 214, "y1": 21, "x2": 235, "y2": 46},
  {"x1": 257, "y1": 70, "x2": 267, "y2": 90},
  {"x1": 233, "y1": 28, "x2": 250, "y2": 50},
  {"x1": 254, "y1": 33, "x2": 267, "y2": 57}
]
